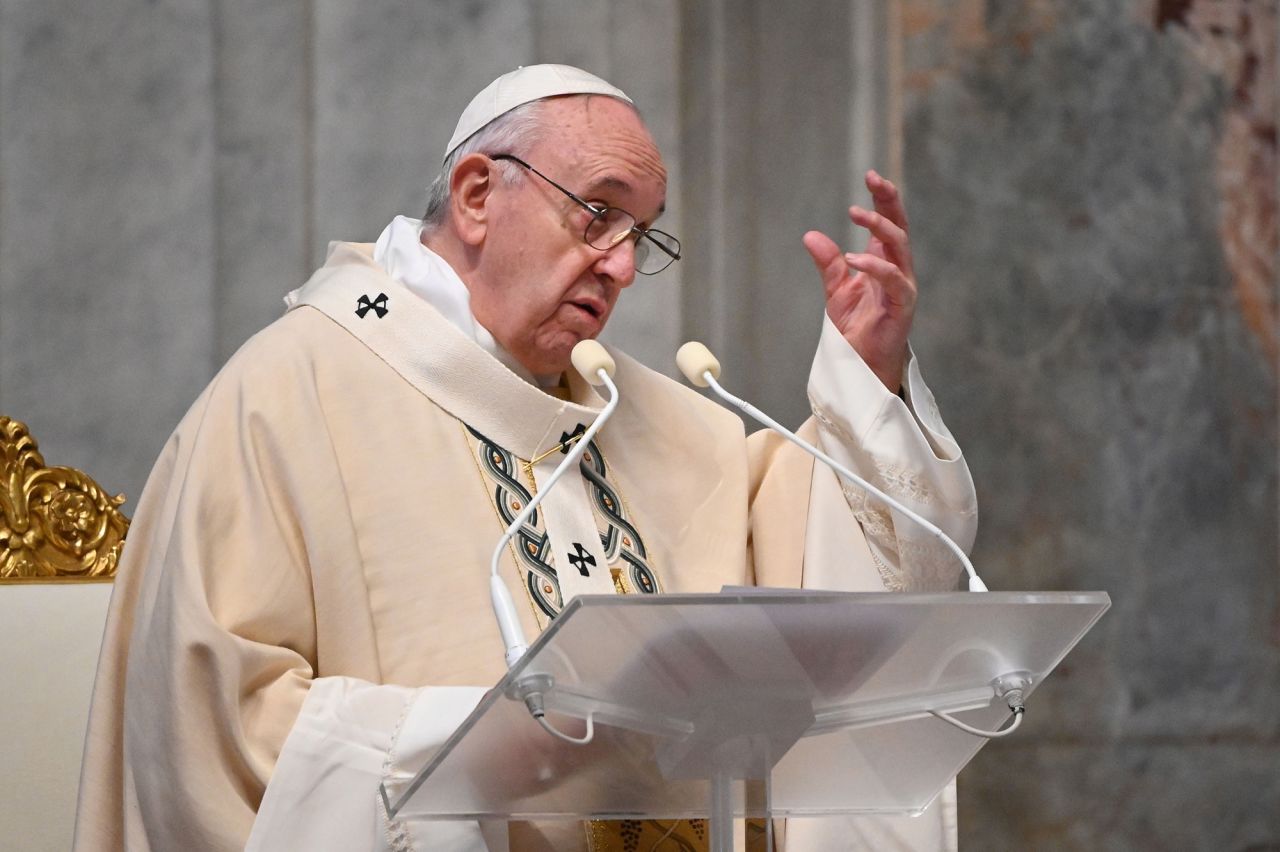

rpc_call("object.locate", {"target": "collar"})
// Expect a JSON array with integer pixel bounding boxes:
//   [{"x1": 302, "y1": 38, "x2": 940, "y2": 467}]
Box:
[
  {"x1": 283, "y1": 242, "x2": 606, "y2": 460},
  {"x1": 371, "y1": 216, "x2": 559, "y2": 389}
]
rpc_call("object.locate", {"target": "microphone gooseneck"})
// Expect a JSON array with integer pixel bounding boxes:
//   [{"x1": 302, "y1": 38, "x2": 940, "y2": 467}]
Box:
[
  {"x1": 677, "y1": 341, "x2": 987, "y2": 592},
  {"x1": 489, "y1": 340, "x2": 621, "y2": 668}
]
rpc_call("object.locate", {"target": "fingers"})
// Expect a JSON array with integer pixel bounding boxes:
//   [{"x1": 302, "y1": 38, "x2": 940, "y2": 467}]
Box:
[
  {"x1": 844, "y1": 251, "x2": 917, "y2": 308},
  {"x1": 865, "y1": 169, "x2": 908, "y2": 231},
  {"x1": 849, "y1": 204, "x2": 913, "y2": 276}
]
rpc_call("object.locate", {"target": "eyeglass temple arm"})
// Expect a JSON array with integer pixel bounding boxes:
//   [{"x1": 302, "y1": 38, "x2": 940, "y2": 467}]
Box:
[
  {"x1": 614, "y1": 225, "x2": 679, "y2": 261},
  {"x1": 639, "y1": 228, "x2": 680, "y2": 260}
]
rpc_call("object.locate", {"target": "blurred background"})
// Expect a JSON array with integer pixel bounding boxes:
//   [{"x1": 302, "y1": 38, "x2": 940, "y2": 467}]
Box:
[{"x1": 0, "y1": 0, "x2": 1275, "y2": 848}]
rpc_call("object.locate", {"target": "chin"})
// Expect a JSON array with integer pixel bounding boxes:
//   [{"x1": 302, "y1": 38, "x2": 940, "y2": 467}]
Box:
[
  {"x1": 519, "y1": 345, "x2": 576, "y2": 377},
  {"x1": 527, "y1": 327, "x2": 604, "y2": 375}
]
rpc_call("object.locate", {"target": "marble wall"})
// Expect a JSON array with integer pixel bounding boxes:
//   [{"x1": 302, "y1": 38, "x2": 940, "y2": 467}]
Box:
[
  {"x1": 900, "y1": 0, "x2": 1280, "y2": 847},
  {"x1": 0, "y1": 0, "x2": 1276, "y2": 848}
]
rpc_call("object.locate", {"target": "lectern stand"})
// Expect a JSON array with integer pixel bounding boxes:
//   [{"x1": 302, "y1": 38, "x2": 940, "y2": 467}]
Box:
[{"x1": 381, "y1": 591, "x2": 1109, "y2": 849}]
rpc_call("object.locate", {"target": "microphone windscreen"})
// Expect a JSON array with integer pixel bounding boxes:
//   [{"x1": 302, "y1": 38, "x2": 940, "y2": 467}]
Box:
[
  {"x1": 676, "y1": 341, "x2": 721, "y2": 387},
  {"x1": 571, "y1": 339, "x2": 616, "y2": 386}
]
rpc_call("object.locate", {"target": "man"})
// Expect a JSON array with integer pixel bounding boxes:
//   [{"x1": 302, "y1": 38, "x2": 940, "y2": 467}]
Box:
[{"x1": 74, "y1": 65, "x2": 976, "y2": 851}]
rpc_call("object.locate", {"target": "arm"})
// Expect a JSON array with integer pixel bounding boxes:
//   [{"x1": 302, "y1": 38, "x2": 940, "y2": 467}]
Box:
[
  {"x1": 768, "y1": 175, "x2": 974, "y2": 851},
  {"x1": 246, "y1": 679, "x2": 491, "y2": 851},
  {"x1": 804, "y1": 172, "x2": 977, "y2": 591},
  {"x1": 74, "y1": 345, "x2": 491, "y2": 852},
  {"x1": 803, "y1": 315, "x2": 978, "y2": 591},
  {"x1": 748, "y1": 171, "x2": 976, "y2": 593},
  {"x1": 75, "y1": 380, "x2": 319, "y2": 852}
]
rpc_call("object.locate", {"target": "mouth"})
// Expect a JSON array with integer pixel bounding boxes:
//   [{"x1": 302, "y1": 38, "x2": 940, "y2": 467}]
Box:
[{"x1": 567, "y1": 297, "x2": 606, "y2": 321}]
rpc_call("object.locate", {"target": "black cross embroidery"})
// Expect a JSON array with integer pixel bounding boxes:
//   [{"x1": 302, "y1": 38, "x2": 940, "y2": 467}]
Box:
[
  {"x1": 558, "y1": 424, "x2": 587, "y2": 454},
  {"x1": 355, "y1": 292, "x2": 389, "y2": 318},
  {"x1": 567, "y1": 542, "x2": 596, "y2": 577}
]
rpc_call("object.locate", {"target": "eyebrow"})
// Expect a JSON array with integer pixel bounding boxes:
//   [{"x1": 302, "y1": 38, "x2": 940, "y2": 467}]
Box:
[
  {"x1": 582, "y1": 175, "x2": 667, "y2": 219},
  {"x1": 584, "y1": 175, "x2": 631, "y2": 195}
]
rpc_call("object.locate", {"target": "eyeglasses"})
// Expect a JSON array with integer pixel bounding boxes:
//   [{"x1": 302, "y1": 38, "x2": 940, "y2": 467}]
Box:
[{"x1": 489, "y1": 154, "x2": 681, "y2": 275}]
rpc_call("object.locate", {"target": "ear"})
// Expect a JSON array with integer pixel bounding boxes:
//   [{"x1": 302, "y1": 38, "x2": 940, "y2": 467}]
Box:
[{"x1": 448, "y1": 153, "x2": 496, "y2": 246}]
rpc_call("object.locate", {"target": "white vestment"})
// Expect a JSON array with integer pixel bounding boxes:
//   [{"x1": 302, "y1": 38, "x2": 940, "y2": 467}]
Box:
[{"x1": 74, "y1": 237, "x2": 977, "y2": 852}]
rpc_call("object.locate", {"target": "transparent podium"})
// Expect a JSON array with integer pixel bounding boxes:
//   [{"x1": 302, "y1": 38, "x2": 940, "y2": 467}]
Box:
[{"x1": 381, "y1": 590, "x2": 1109, "y2": 849}]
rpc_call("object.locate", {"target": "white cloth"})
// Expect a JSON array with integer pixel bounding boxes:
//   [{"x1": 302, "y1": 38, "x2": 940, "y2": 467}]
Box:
[{"x1": 246, "y1": 682, "x2": 491, "y2": 851}]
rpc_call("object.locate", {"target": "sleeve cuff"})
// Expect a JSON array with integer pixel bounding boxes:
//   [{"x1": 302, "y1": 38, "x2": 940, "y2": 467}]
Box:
[{"x1": 809, "y1": 313, "x2": 961, "y2": 462}]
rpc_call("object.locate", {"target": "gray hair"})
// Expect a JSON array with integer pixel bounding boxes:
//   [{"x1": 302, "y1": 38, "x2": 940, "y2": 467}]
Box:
[{"x1": 421, "y1": 100, "x2": 547, "y2": 231}]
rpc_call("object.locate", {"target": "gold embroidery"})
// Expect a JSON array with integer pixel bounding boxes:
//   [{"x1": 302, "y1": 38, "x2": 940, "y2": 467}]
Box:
[
  {"x1": 587, "y1": 818, "x2": 773, "y2": 851},
  {"x1": 521, "y1": 429, "x2": 585, "y2": 483}
]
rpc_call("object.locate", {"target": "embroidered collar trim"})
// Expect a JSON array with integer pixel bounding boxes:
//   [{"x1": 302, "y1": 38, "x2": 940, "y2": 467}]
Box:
[{"x1": 284, "y1": 242, "x2": 606, "y2": 460}]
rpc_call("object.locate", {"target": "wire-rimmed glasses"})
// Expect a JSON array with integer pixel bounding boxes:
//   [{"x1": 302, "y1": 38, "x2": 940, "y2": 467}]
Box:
[{"x1": 490, "y1": 154, "x2": 681, "y2": 275}]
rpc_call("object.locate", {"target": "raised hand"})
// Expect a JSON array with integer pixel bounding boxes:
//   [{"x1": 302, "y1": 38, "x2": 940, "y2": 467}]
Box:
[{"x1": 802, "y1": 170, "x2": 917, "y2": 394}]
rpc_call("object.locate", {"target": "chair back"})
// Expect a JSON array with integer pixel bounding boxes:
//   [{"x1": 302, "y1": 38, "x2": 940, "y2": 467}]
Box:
[{"x1": 1, "y1": 416, "x2": 128, "y2": 852}]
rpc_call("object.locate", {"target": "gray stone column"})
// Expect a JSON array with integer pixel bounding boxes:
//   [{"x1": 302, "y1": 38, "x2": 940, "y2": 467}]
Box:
[
  {"x1": 212, "y1": 0, "x2": 312, "y2": 364},
  {"x1": 678, "y1": 0, "x2": 885, "y2": 427},
  {"x1": 0, "y1": 0, "x2": 218, "y2": 508}
]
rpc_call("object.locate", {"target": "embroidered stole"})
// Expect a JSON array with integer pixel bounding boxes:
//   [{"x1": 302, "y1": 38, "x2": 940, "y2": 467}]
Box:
[{"x1": 466, "y1": 425, "x2": 774, "y2": 852}]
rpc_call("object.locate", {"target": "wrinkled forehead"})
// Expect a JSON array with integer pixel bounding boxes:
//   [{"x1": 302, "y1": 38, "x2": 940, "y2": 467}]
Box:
[{"x1": 536, "y1": 95, "x2": 668, "y2": 188}]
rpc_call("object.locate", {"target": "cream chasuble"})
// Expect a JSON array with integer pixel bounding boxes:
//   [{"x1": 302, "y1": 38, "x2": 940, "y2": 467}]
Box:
[{"x1": 73, "y1": 239, "x2": 977, "y2": 852}]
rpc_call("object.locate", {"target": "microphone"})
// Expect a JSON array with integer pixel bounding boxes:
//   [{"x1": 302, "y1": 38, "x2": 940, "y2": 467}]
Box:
[
  {"x1": 489, "y1": 340, "x2": 622, "y2": 668},
  {"x1": 572, "y1": 341, "x2": 616, "y2": 385},
  {"x1": 675, "y1": 341, "x2": 987, "y2": 592},
  {"x1": 675, "y1": 341, "x2": 720, "y2": 387}
]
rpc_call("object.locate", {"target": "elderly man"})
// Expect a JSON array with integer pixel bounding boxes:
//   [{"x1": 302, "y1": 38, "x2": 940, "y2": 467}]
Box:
[{"x1": 74, "y1": 65, "x2": 976, "y2": 851}]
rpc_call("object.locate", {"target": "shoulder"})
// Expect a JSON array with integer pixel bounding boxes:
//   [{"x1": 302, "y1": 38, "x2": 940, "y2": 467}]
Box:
[
  {"x1": 211, "y1": 308, "x2": 355, "y2": 396},
  {"x1": 610, "y1": 348, "x2": 742, "y2": 431},
  {"x1": 603, "y1": 347, "x2": 748, "y2": 472},
  {"x1": 174, "y1": 307, "x2": 375, "y2": 449}
]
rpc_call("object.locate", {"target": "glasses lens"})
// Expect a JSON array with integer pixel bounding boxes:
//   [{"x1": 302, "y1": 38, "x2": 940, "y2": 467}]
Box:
[
  {"x1": 636, "y1": 230, "x2": 681, "y2": 275},
  {"x1": 584, "y1": 209, "x2": 681, "y2": 275},
  {"x1": 584, "y1": 208, "x2": 636, "y2": 251}
]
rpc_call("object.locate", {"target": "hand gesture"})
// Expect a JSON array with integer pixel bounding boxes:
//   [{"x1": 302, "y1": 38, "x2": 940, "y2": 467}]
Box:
[{"x1": 802, "y1": 170, "x2": 917, "y2": 393}]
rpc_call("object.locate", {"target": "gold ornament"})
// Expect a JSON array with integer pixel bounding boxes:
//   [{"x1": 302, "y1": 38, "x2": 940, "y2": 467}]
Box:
[{"x1": 0, "y1": 416, "x2": 129, "y2": 582}]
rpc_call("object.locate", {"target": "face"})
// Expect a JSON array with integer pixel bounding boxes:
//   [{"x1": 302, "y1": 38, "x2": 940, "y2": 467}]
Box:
[{"x1": 467, "y1": 96, "x2": 668, "y2": 376}]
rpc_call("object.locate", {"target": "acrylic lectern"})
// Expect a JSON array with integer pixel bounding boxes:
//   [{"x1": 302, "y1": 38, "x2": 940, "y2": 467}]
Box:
[{"x1": 381, "y1": 590, "x2": 1110, "y2": 850}]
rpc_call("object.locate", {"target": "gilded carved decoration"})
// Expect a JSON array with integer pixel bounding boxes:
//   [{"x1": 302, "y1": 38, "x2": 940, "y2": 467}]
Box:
[{"x1": 0, "y1": 416, "x2": 129, "y2": 582}]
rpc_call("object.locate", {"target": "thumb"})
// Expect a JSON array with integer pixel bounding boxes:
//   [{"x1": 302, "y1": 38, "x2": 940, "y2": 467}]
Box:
[{"x1": 803, "y1": 230, "x2": 849, "y2": 299}]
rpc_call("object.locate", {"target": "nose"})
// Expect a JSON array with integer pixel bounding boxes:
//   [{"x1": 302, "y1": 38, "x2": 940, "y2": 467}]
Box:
[{"x1": 592, "y1": 234, "x2": 638, "y2": 288}]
